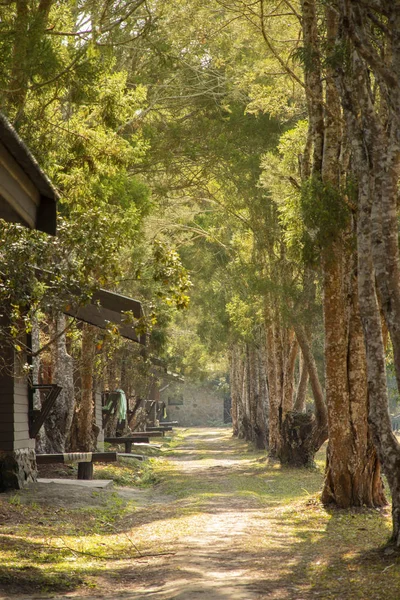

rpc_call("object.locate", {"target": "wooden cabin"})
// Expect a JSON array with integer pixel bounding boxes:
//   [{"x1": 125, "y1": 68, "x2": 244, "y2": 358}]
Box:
[
  {"x1": 65, "y1": 290, "x2": 145, "y2": 450},
  {"x1": 0, "y1": 114, "x2": 146, "y2": 489},
  {"x1": 0, "y1": 113, "x2": 57, "y2": 489}
]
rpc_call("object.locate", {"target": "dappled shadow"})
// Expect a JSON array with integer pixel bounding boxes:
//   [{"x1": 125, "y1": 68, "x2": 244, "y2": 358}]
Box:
[
  {"x1": 238, "y1": 505, "x2": 396, "y2": 599},
  {"x1": 0, "y1": 565, "x2": 84, "y2": 595}
]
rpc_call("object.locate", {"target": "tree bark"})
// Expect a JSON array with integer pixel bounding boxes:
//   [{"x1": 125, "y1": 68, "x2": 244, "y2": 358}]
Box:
[
  {"x1": 43, "y1": 314, "x2": 75, "y2": 453},
  {"x1": 70, "y1": 324, "x2": 97, "y2": 451},
  {"x1": 334, "y1": 37, "x2": 394, "y2": 519},
  {"x1": 266, "y1": 323, "x2": 280, "y2": 454},
  {"x1": 322, "y1": 265, "x2": 386, "y2": 506},
  {"x1": 282, "y1": 334, "x2": 297, "y2": 416},
  {"x1": 230, "y1": 339, "x2": 268, "y2": 449},
  {"x1": 279, "y1": 324, "x2": 327, "y2": 467},
  {"x1": 293, "y1": 352, "x2": 308, "y2": 412},
  {"x1": 257, "y1": 337, "x2": 269, "y2": 449},
  {"x1": 250, "y1": 342, "x2": 268, "y2": 449},
  {"x1": 297, "y1": 1, "x2": 385, "y2": 503},
  {"x1": 230, "y1": 346, "x2": 239, "y2": 437},
  {"x1": 235, "y1": 345, "x2": 246, "y2": 439}
]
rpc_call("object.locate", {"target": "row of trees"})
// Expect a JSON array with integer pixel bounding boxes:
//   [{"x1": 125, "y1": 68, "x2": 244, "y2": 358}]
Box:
[
  {"x1": 191, "y1": 0, "x2": 400, "y2": 544},
  {"x1": 131, "y1": 0, "x2": 400, "y2": 546}
]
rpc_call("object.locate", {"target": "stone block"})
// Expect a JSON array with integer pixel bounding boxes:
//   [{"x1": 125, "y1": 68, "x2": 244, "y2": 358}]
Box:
[{"x1": 0, "y1": 448, "x2": 37, "y2": 491}]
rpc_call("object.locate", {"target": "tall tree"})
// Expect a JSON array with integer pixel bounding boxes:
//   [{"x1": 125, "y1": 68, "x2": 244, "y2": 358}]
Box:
[
  {"x1": 300, "y1": 0, "x2": 384, "y2": 507},
  {"x1": 331, "y1": 0, "x2": 400, "y2": 543}
]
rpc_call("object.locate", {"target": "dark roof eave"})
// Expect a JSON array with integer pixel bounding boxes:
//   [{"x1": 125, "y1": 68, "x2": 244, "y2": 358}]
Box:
[
  {"x1": 63, "y1": 288, "x2": 146, "y2": 345},
  {"x1": 0, "y1": 113, "x2": 58, "y2": 235}
]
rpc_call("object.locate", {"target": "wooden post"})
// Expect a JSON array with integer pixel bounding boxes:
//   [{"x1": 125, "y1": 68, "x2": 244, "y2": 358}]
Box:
[{"x1": 77, "y1": 462, "x2": 94, "y2": 480}]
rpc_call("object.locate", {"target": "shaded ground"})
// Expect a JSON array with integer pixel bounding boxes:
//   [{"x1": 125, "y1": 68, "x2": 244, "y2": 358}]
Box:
[{"x1": 0, "y1": 428, "x2": 399, "y2": 599}]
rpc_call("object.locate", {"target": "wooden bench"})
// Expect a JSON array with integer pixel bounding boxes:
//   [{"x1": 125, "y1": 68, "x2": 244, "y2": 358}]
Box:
[
  {"x1": 105, "y1": 436, "x2": 150, "y2": 452},
  {"x1": 146, "y1": 426, "x2": 172, "y2": 433},
  {"x1": 160, "y1": 421, "x2": 179, "y2": 426},
  {"x1": 130, "y1": 431, "x2": 162, "y2": 438},
  {"x1": 36, "y1": 452, "x2": 117, "y2": 480}
]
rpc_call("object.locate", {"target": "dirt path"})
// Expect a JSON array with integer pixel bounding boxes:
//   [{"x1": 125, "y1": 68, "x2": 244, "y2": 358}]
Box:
[
  {"x1": 59, "y1": 427, "x2": 311, "y2": 600},
  {"x1": 125, "y1": 429, "x2": 268, "y2": 600}
]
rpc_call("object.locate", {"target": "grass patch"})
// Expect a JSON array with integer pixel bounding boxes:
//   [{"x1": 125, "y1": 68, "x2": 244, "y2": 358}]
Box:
[
  {"x1": 95, "y1": 458, "x2": 159, "y2": 487},
  {"x1": 0, "y1": 491, "x2": 139, "y2": 594}
]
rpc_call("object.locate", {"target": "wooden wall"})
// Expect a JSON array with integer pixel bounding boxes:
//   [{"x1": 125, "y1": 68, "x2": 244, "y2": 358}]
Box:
[{"x1": 0, "y1": 326, "x2": 33, "y2": 452}]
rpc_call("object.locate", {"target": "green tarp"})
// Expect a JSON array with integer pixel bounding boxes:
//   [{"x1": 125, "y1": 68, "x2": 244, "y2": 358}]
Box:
[{"x1": 105, "y1": 389, "x2": 127, "y2": 421}]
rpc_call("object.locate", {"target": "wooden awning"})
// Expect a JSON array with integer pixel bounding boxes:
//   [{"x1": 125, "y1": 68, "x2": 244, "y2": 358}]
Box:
[
  {"x1": 0, "y1": 113, "x2": 57, "y2": 234},
  {"x1": 63, "y1": 288, "x2": 146, "y2": 344}
]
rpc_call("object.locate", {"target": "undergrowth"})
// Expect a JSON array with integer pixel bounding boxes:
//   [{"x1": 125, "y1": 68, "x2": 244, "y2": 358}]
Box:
[{"x1": 95, "y1": 457, "x2": 159, "y2": 487}]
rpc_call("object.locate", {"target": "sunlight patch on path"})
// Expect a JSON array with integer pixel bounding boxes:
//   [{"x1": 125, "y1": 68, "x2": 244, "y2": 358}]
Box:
[{"x1": 106, "y1": 428, "x2": 294, "y2": 600}]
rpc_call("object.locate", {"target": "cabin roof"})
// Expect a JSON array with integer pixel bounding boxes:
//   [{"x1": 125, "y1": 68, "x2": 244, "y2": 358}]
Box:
[
  {"x1": 63, "y1": 288, "x2": 146, "y2": 344},
  {"x1": 0, "y1": 113, "x2": 58, "y2": 234}
]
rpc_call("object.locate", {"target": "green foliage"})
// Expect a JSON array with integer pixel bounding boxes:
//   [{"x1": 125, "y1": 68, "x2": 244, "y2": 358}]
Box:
[
  {"x1": 152, "y1": 240, "x2": 192, "y2": 310},
  {"x1": 292, "y1": 45, "x2": 320, "y2": 73},
  {"x1": 300, "y1": 176, "x2": 351, "y2": 264},
  {"x1": 261, "y1": 120, "x2": 308, "y2": 257},
  {"x1": 226, "y1": 295, "x2": 263, "y2": 341},
  {"x1": 0, "y1": 0, "x2": 332, "y2": 398},
  {"x1": 322, "y1": 38, "x2": 352, "y2": 72}
]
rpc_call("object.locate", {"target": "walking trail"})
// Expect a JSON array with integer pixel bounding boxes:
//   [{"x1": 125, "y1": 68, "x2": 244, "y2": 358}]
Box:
[
  {"x1": 122, "y1": 428, "x2": 273, "y2": 600},
  {"x1": 64, "y1": 427, "x2": 321, "y2": 600}
]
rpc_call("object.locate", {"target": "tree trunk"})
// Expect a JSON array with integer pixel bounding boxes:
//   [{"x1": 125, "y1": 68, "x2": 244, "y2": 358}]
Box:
[
  {"x1": 255, "y1": 340, "x2": 269, "y2": 449},
  {"x1": 230, "y1": 346, "x2": 239, "y2": 437},
  {"x1": 43, "y1": 315, "x2": 75, "y2": 453},
  {"x1": 31, "y1": 316, "x2": 46, "y2": 454},
  {"x1": 321, "y1": 244, "x2": 354, "y2": 506},
  {"x1": 235, "y1": 346, "x2": 246, "y2": 439},
  {"x1": 279, "y1": 412, "x2": 319, "y2": 467},
  {"x1": 279, "y1": 325, "x2": 327, "y2": 467},
  {"x1": 298, "y1": 1, "x2": 385, "y2": 503},
  {"x1": 282, "y1": 333, "x2": 297, "y2": 416},
  {"x1": 334, "y1": 43, "x2": 394, "y2": 520},
  {"x1": 242, "y1": 344, "x2": 251, "y2": 439},
  {"x1": 230, "y1": 339, "x2": 268, "y2": 449},
  {"x1": 70, "y1": 324, "x2": 97, "y2": 451},
  {"x1": 249, "y1": 343, "x2": 268, "y2": 449},
  {"x1": 293, "y1": 352, "x2": 308, "y2": 412},
  {"x1": 266, "y1": 323, "x2": 279, "y2": 454},
  {"x1": 322, "y1": 263, "x2": 386, "y2": 506}
]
